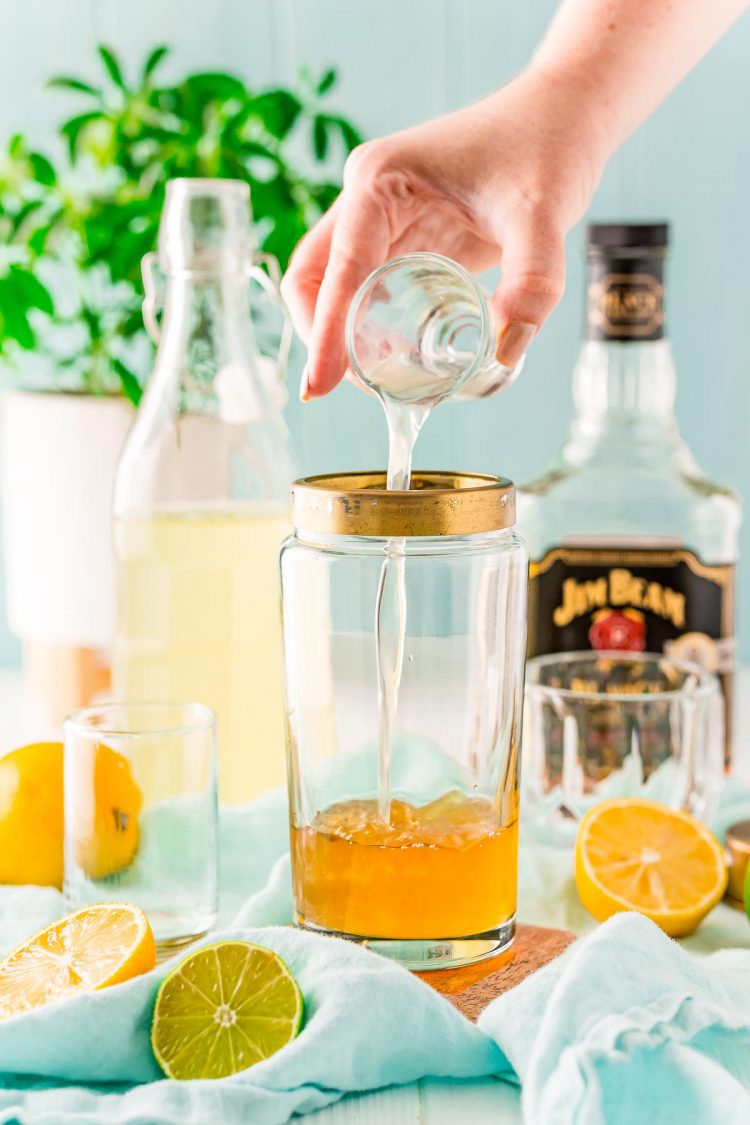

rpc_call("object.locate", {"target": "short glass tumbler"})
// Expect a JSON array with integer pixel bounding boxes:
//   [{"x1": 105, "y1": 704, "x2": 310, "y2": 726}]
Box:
[
  {"x1": 64, "y1": 702, "x2": 219, "y2": 952},
  {"x1": 523, "y1": 651, "x2": 724, "y2": 845},
  {"x1": 345, "y1": 252, "x2": 523, "y2": 406},
  {"x1": 281, "y1": 471, "x2": 528, "y2": 970}
]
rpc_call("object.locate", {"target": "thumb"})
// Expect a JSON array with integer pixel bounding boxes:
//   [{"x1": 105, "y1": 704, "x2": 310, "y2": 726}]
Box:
[{"x1": 492, "y1": 216, "x2": 566, "y2": 367}]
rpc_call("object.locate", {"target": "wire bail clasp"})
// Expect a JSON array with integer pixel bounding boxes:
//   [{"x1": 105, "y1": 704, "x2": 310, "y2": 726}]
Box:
[{"x1": 140, "y1": 248, "x2": 293, "y2": 392}]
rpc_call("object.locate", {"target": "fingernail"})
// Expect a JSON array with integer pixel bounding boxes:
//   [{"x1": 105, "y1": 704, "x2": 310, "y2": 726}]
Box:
[
  {"x1": 496, "y1": 322, "x2": 536, "y2": 367},
  {"x1": 299, "y1": 366, "x2": 310, "y2": 403}
]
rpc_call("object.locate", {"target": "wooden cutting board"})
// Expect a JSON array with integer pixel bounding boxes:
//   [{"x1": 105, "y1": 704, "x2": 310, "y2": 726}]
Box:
[{"x1": 417, "y1": 924, "x2": 575, "y2": 1022}]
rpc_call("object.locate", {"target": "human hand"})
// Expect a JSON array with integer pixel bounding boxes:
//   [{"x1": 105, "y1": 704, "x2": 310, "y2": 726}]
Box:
[{"x1": 281, "y1": 65, "x2": 610, "y2": 399}]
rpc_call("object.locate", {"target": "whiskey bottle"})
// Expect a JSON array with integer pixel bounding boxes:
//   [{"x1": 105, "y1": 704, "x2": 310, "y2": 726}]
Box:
[{"x1": 518, "y1": 222, "x2": 740, "y2": 761}]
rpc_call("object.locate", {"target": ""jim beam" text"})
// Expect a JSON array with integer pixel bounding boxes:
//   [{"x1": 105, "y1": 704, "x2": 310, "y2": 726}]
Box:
[{"x1": 553, "y1": 567, "x2": 686, "y2": 629}]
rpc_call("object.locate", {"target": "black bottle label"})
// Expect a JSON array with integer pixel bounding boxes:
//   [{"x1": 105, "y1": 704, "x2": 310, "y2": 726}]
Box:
[
  {"x1": 587, "y1": 252, "x2": 665, "y2": 342},
  {"x1": 528, "y1": 546, "x2": 735, "y2": 762}
]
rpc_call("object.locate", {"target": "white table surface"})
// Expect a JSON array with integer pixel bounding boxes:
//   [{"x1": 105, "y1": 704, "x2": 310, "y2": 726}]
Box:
[{"x1": 2, "y1": 668, "x2": 747, "y2": 1125}]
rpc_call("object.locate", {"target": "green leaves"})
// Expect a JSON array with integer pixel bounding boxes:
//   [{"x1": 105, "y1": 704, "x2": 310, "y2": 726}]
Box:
[
  {"x1": 98, "y1": 45, "x2": 128, "y2": 92},
  {"x1": 61, "y1": 111, "x2": 105, "y2": 159},
  {"x1": 248, "y1": 89, "x2": 302, "y2": 140},
  {"x1": 0, "y1": 267, "x2": 54, "y2": 352},
  {"x1": 317, "y1": 68, "x2": 337, "y2": 96},
  {"x1": 142, "y1": 45, "x2": 169, "y2": 83},
  {"x1": 184, "y1": 71, "x2": 248, "y2": 102},
  {"x1": 9, "y1": 199, "x2": 44, "y2": 236},
  {"x1": 29, "y1": 153, "x2": 56, "y2": 186},
  {"x1": 313, "y1": 115, "x2": 329, "y2": 161},
  {"x1": 310, "y1": 182, "x2": 341, "y2": 211},
  {"x1": 47, "y1": 76, "x2": 102, "y2": 98},
  {"x1": 111, "y1": 357, "x2": 143, "y2": 406},
  {"x1": 0, "y1": 284, "x2": 35, "y2": 349},
  {"x1": 0, "y1": 47, "x2": 362, "y2": 395},
  {"x1": 9, "y1": 267, "x2": 53, "y2": 315},
  {"x1": 7, "y1": 134, "x2": 24, "y2": 159},
  {"x1": 311, "y1": 113, "x2": 363, "y2": 162},
  {"x1": 327, "y1": 114, "x2": 363, "y2": 153}
]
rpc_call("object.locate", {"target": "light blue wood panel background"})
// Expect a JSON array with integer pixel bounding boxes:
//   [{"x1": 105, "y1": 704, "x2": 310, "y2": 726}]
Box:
[{"x1": 0, "y1": 0, "x2": 748, "y2": 664}]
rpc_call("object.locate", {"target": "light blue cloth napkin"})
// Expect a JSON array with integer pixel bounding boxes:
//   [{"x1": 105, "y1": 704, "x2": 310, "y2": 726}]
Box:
[
  {"x1": 0, "y1": 790, "x2": 505, "y2": 1124},
  {"x1": 0, "y1": 925, "x2": 504, "y2": 1123},
  {"x1": 481, "y1": 913, "x2": 750, "y2": 1124},
  {"x1": 2, "y1": 785, "x2": 750, "y2": 1124}
]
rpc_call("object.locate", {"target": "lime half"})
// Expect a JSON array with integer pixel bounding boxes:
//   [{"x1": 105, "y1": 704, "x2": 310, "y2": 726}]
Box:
[{"x1": 151, "y1": 940, "x2": 303, "y2": 1080}]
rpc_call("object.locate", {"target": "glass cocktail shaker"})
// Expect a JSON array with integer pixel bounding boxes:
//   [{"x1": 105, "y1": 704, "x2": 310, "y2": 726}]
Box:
[{"x1": 281, "y1": 471, "x2": 528, "y2": 970}]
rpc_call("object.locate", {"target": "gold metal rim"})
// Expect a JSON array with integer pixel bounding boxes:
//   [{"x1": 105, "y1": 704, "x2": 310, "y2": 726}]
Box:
[{"x1": 290, "y1": 471, "x2": 516, "y2": 537}]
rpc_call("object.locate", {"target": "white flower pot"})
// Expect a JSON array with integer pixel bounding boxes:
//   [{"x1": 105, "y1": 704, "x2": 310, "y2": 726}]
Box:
[{"x1": 1, "y1": 391, "x2": 133, "y2": 648}]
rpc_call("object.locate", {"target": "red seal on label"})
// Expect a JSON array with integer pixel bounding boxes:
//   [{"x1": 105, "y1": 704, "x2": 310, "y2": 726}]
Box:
[{"x1": 588, "y1": 608, "x2": 646, "y2": 652}]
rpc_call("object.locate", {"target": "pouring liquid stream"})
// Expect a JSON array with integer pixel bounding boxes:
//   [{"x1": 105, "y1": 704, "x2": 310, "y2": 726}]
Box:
[
  {"x1": 345, "y1": 261, "x2": 522, "y2": 830},
  {"x1": 372, "y1": 359, "x2": 440, "y2": 824}
]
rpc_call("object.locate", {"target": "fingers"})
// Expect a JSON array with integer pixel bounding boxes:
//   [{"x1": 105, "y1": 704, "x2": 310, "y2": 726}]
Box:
[
  {"x1": 282, "y1": 141, "x2": 396, "y2": 399},
  {"x1": 283, "y1": 139, "x2": 568, "y2": 392},
  {"x1": 280, "y1": 202, "x2": 339, "y2": 346},
  {"x1": 492, "y1": 213, "x2": 566, "y2": 367},
  {"x1": 304, "y1": 183, "x2": 392, "y2": 398}
]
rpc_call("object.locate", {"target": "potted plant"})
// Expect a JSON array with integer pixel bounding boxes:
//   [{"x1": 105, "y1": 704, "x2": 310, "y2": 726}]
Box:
[{"x1": 0, "y1": 44, "x2": 361, "y2": 720}]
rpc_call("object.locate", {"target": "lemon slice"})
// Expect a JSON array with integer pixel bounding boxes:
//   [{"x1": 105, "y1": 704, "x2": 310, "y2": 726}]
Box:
[
  {"x1": 575, "y1": 798, "x2": 727, "y2": 937},
  {"x1": 151, "y1": 941, "x2": 303, "y2": 1080},
  {"x1": 0, "y1": 903, "x2": 156, "y2": 1020}
]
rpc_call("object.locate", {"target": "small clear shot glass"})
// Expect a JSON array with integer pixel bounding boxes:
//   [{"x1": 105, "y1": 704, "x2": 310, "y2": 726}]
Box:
[
  {"x1": 345, "y1": 251, "x2": 523, "y2": 406},
  {"x1": 63, "y1": 702, "x2": 219, "y2": 953},
  {"x1": 523, "y1": 651, "x2": 724, "y2": 846}
]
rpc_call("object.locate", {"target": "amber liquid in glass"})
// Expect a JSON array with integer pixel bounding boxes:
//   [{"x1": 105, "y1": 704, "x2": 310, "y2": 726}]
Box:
[{"x1": 291, "y1": 790, "x2": 518, "y2": 939}]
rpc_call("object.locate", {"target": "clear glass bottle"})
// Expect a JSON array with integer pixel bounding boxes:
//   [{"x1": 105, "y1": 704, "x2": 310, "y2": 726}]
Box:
[
  {"x1": 113, "y1": 179, "x2": 296, "y2": 803},
  {"x1": 518, "y1": 223, "x2": 740, "y2": 763}
]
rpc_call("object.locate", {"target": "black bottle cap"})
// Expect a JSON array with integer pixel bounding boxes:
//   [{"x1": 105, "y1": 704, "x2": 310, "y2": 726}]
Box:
[
  {"x1": 585, "y1": 223, "x2": 667, "y2": 341},
  {"x1": 586, "y1": 222, "x2": 669, "y2": 251}
]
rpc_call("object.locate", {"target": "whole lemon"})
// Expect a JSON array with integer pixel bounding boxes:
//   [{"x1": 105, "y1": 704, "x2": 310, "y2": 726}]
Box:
[
  {"x1": 72, "y1": 742, "x2": 142, "y2": 880},
  {"x1": 0, "y1": 740, "x2": 142, "y2": 888},
  {"x1": 0, "y1": 742, "x2": 65, "y2": 887}
]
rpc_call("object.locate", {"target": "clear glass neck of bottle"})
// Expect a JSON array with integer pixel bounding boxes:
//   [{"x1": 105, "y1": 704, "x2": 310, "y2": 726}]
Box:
[
  {"x1": 145, "y1": 178, "x2": 284, "y2": 421},
  {"x1": 154, "y1": 260, "x2": 272, "y2": 420},
  {"x1": 565, "y1": 247, "x2": 687, "y2": 467},
  {"x1": 116, "y1": 180, "x2": 295, "y2": 515},
  {"x1": 572, "y1": 338, "x2": 676, "y2": 432}
]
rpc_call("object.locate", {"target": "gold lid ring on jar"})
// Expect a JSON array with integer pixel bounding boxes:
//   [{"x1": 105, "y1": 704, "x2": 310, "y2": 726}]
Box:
[{"x1": 290, "y1": 471, "x2": 516, "y2": 537}]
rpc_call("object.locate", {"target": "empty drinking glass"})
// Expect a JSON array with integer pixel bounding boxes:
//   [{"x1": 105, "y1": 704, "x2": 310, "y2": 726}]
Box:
[
  {"x1": 64, "y1": 702, "x2": 218, "y2": 952},
  {"x1": 523, "y1": 652, "x2": 724, "y2": 845}
]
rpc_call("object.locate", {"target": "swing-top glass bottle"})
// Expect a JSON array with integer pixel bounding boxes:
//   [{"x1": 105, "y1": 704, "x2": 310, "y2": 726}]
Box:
[{"x1": 113, "y1": 179, "x2": 296, "y2": 802}]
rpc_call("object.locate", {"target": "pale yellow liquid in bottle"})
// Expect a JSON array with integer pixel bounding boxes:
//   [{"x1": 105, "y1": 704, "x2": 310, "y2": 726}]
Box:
[{"x1": 114, "y1": 506, "x2": 288, "y2": 803}]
